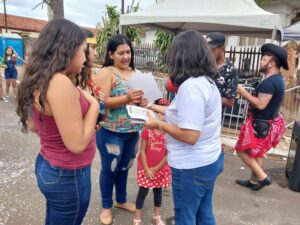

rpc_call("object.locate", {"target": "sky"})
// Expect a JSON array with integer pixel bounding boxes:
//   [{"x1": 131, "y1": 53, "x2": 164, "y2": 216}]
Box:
[{"x1": 0, "y1": 0, "x2": 156, "y2": 28}]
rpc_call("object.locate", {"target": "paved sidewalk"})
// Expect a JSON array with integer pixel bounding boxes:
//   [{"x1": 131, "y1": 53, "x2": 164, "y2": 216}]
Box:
[{"x1": 1, "y1": 99, "x2": 300, "y2": 225}]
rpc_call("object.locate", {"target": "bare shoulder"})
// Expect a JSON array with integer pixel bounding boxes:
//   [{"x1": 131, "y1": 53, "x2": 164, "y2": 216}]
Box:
[
  {"x1": 97, "y1": 67, "x2": 114, "y2": 77},
  {"x1": 94, "y1": 67, "x2": 114, "y2": 85},
  {"x1": 49, "y1": 73, "x2": 75, "y2": 90},
  {"x1": 47, "y1": 73, "x2": 78, "y2": 98}
]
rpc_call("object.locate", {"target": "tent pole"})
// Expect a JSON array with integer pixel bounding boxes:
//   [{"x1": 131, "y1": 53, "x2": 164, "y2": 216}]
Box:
[{"x1": 271, "y1": 29, "x2": 276, "y2": 43}]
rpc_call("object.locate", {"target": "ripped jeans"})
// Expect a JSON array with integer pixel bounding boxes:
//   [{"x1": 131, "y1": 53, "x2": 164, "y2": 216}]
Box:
[{"x1": 96, "y1": 128, "x2": 139, "y2": 208}]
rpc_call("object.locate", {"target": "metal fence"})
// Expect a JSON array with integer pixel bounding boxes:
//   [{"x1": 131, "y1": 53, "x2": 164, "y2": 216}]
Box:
[
  {"x1": 221, "y1": 87, "x2": 254, "y2": 138},
  {"x1": 225, "y1": 46, "x2": 261, "y2": 77},
  {"x1": 133, "y1": 43, "x2": 163, "y2": 71},
  {"x1": 134, "y1": 44, "x2": 262, "y2": 76},
  {"x1": 280, "y1": 86, "x2": 300, "y2": 129}
]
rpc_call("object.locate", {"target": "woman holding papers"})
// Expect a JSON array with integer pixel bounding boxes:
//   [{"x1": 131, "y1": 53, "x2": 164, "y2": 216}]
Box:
[
  {"x1": 144, "y1": 30, "x2": 224, "y2": 225},
  {"x1": 93, "y1": 34, "x2": 144, "y2": 225}
]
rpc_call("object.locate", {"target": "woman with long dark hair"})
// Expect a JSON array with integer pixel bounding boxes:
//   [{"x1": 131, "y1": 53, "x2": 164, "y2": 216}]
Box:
[
  {"x1": 144, "y1": 30, "x2": 224, "y2": 225},
  {"x1": 93, "y1": 34, "x2": 144, "y2": 225},
  {"x1": 76, "y1": 29, "x2": 97, "y2": 90},
  {"x1": 16, "y1": 19, "x2": 99, "y2": 224},
  {"x1": 76, "y1": 29, "x2": 105, "y2": 102}
]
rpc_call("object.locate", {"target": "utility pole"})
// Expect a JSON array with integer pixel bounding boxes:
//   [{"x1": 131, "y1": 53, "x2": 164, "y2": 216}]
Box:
[
  {"x1": 120, "y1": 0, "x2": 125, "y2": 34},
  {"x1": 121, "y1": 0, "x2": 124, "y2": 14},
  {"x1": 3, "y1": 0, "x2": 8, "y2": 32}
]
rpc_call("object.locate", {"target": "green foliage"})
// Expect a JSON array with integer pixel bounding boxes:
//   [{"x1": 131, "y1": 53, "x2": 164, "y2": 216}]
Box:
[
  {"x1": 125, "y1": 26, "x2": 142, "y2": 46},
  {"x1": 254, "y1": 0, "x2": 273, "y2": 7},
  {"x1": 124, "y1": 0, "x2": 142, "y2": 46},
  {"x1": 96, "y1": 5, "x2": 119, "y2": 63},
  {"x1": 154, "y1": 31, "x2": 174, "y2": 55},
  {"x1": 95, "y1": 1, "x2": 142, "y2": 63},
  {"x1": 154, "y1": 31, "x2": 174, "y2": 71}
]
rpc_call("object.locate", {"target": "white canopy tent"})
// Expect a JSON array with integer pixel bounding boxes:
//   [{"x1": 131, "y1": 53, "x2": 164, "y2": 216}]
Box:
[
  {"x1": 283, "y1": 22, "x2": 300, "y2": 41},
  {"x1": 120, "y1": 0, "x2": 283, "y2": 39}
]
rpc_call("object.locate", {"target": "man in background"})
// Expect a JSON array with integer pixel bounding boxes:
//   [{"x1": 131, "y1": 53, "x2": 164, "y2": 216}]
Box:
[{"x1": 207, "y1": 32, "x2": 238, "y2": 107}]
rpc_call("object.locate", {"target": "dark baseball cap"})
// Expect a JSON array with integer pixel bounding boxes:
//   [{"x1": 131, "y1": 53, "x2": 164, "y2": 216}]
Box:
[
  {"x1": 206, "y1": 32, "x2": 225, "y2": 49},
  {"x1": 261, "y1": 43, "x2": 289, "y2": 70}
]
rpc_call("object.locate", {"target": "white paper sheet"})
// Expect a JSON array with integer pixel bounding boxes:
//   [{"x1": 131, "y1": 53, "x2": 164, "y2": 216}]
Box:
[{"x1": 127, "y1": 70, "x2": 162, "y2": 104}]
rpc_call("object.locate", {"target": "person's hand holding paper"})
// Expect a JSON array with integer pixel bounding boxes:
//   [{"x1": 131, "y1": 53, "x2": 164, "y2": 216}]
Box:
[
  {"x1": 127, "y1": 89, "x2": 144, "y2": 104},
  {"x1": 127, "y1": 70, "x2": 162, "y2": 105}
]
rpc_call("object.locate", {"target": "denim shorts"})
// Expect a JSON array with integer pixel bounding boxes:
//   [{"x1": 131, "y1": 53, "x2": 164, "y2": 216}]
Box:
[{"x1": 4, "y1": 69, "x2": 17, "y2": 79}]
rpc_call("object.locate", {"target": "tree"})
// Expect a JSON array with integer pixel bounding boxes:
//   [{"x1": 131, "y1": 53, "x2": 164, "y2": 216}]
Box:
[
  {"x1": 96, "y1": 1, "x2": 142, "y2": 63},
  {"x1": 33, "y1": 0, "x2": 64, "y2": 20},
  {"x1": 154, "y1": 31, "x2": 173, "y2": 56},
  {"x1": 96, "y1": 5, "x2": 120, "y2": 61},
  {"x1": 154, "y1": 31, "x2": 174, "y2": 72}
]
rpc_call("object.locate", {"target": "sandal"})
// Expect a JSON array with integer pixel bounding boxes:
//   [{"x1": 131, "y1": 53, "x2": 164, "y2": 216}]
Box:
[
  {"x1": 153, "y1": 215, "x2": 165, "y2": 225},
  {"x1": 100, "y1": 209, "x2": 113, "y2": 225},
  {"x1": 133, "y1": 219, "x2": 142, "y2": 225}
]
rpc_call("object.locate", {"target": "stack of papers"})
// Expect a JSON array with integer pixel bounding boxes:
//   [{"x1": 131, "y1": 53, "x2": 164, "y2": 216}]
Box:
[
  {"x1": 127, "y1": 70, "x2": 162, "y2": 104},
  {"x1": 126, "y1": 105, "x2": 156, "y2": 124}
]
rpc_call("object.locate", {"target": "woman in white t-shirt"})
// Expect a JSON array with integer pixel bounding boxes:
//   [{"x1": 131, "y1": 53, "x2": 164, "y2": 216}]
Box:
[{"x1": 144, "y1": 30, "x2": 224, "y2": 225}]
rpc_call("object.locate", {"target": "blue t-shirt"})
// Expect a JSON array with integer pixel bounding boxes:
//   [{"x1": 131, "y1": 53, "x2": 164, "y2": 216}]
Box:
[{"x1": 252, "y1": 74, "x2": 285, "y2": 120}]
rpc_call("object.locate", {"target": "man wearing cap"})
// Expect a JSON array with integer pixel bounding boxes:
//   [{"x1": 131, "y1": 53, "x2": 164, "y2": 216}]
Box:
[
  {"x1": 206, "y1": 32, "x2": 238, "y2": 107},
  {"x1": 235, "y1": 43, "x2": 287, "y2": 191}
]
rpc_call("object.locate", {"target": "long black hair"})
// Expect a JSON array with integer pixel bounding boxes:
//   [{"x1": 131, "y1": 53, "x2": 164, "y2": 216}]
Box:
[
  {"x1": 167, "y1": 30, "x2": 217, "y2": 87},
  {"x1": 4, "y1": 46, "x2": 15, "y2": 60},
  {"x1": 102, "y1": 34, "x2": 135, "y2": 70},
  {"x1": 16, "y1": 18, "x2": 85, "y2": 132}
]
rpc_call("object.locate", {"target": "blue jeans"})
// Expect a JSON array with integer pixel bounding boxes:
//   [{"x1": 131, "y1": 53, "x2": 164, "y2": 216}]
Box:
[
  {"x1": 35, "y1": 154, "x2": 91, "y2": 225},
  {"x1": 171, "y1": 152, "x2": 224, "y2": 225},
  {"x1": 97, "y1": 128, "x2": 139, "y2": 208}
]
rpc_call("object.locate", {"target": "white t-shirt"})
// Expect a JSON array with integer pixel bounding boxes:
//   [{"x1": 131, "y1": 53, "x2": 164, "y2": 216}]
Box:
[{"x1": 165, "y1": 76, "x2": 222, "y2": 169}]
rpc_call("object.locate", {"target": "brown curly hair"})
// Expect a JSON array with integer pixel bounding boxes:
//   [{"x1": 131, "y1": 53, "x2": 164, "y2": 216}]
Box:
[{"x1": 16, "y1": 19, "x2": 85, "y2": 132}]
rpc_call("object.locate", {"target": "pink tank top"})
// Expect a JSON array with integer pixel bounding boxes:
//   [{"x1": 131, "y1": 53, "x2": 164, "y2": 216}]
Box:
[{"x1": 32, "y1": 89, "x2": 96, "y2": 169}]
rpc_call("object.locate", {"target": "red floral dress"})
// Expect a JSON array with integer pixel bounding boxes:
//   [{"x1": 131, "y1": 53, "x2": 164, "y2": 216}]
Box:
[{"x1": 137, "y1": 128, "x2": 171, "y2": 188}]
